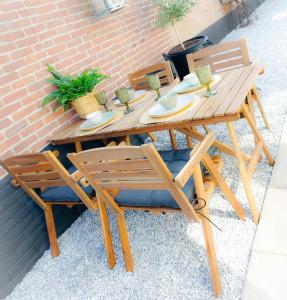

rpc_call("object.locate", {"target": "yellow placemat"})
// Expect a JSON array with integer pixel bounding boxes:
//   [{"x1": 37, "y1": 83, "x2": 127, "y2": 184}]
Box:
[
  {"x1": 140, "y1": 95, "x2": 201, "y2": 125},
  {"x1": 176, "y1": 74, "x2": 221, "y2": 94},
  {"x1": 75, "y1": 111, "x2": 124, "y2": 136}
]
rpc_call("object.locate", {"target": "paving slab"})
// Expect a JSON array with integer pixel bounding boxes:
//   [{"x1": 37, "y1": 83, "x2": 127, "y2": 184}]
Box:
[
  {"x1": 252, "y1": 187, "x2": 287, "y2": 254},
  {"x1": 270, "y1": 116, "x2": 287, "y2": 188},
  {"x1": 242, "y1": 252, "x2": 287, "y2": 300}
]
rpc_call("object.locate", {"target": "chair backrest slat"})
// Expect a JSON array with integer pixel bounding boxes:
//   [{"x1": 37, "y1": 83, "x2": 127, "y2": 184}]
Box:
[
  {"x1": 128, "y1": 61, "x2": 174, "y2": 90},
  {"x1": 18, "y1": 170, "x2": 63, "y2": 182},
  {"x1": 85, "y1": 159, "x2": 153, "y2": 172},
  {"x1": 68, "y1": 145, "x2": 168, "y2": 191},
  {"x1": 25, "y1": 179, "x2": 67, "y2": 189},
  {"x1": 187, "y1": 38, "x2": 250, "y2": 73},
  {"x1": 73, "y1": 146, "x2": 146, "y2": 163}
]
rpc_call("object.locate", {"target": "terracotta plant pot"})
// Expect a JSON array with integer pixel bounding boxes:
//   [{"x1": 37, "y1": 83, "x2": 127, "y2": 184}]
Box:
[{"x1": 72, "y1": 92, "x2": 100, "y2": 119}]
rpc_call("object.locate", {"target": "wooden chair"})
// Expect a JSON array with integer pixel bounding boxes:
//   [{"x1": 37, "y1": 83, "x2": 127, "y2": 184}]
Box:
[
  {"x1": 0, "y1": 151, "x2": 116, "y2": 269},
  {"x1": 187, "y1": 38, "x2": 270, "y2": 129},
  {"x1": 128, "y1": 61, "x2": 192, "y2": 149},
  {"x1": 68, "y1": 132, "x2": 245, "y2": 297}
]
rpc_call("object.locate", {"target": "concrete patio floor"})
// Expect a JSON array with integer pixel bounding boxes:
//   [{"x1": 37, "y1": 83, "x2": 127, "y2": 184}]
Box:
[{"x1": 242, "y1": 115, "x2": 287, "y2": 300}]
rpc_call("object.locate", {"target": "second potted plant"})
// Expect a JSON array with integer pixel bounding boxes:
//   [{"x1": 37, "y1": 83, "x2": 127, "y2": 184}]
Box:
[
  {"x1": 43, "y1": 65, "x2": 108, "y2": 119},
  {"x1": 155, "y1": 0, "x2": 211, "y2": 79}
]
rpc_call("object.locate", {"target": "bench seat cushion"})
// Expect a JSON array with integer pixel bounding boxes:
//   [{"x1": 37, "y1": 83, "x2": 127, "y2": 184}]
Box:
[
  {"x1": 115, "y1": 147, "x2": 216, "y2": 209},
  {"x1": 40, "y1": 166, "x2": 94, "y2": 202}
]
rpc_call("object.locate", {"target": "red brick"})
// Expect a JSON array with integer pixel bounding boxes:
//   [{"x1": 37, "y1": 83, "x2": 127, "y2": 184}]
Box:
[
  {"x1": 0, "y1": 11, "x2": 19, "y2": 21},
  {"x1": 0, "y1": 30, "x2": 24, "y2": 42},
  {"x1": 13, "y1": 134, "x2": 37, "y2": 153},
  {"x1": 4, "y1": 88, "x2": 27, "y2": 103},
  {"x1": 10, "y1": 47, "x2": 34, "y2": 60},
  {"x1": 21, "y1": 90, "x2": 45, "y2": 105},
  {"x1": 0, "y1": 118, "x2": 13, "y2": 131},
  {"x1": 4, "y1": 119, "x2": 28, "y2": 138},
  {"x1": 2, "y1": 59, "x2": 26, "y2": 72},
  {"x1": 0, "y1": 102, "x2": 21, "y2": 119},
  {"x1": 20, "y1": 119, "x2": 44, "y2": 138},
  {"x1": 12, "y1": 104, "x2": 36, "y2": 121}
]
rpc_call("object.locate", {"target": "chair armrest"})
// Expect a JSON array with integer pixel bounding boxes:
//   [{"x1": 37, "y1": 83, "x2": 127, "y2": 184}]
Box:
[{"x1": 175, "y1": 132, "x2": 215, "y2": 188}]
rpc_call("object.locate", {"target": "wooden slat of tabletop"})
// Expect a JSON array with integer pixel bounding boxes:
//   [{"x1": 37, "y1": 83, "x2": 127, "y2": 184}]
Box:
[
  {"x1": 51, "y1": 63, "x2": 261, "y2": 145},
  {"x1": 200, "y1": 68, "x2": 244, "y2": 119},
  {"x1": 192, "y1": 70, "x2": 232, "y2": 119},
  {"x1": 214, "y1": 64, "x2": 256, "y2": 116}
]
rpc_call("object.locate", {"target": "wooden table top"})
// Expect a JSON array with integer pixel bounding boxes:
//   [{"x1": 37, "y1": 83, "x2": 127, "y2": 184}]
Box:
[{"x1": 51, "y1": 63, "x2": 262, "y2": 145}]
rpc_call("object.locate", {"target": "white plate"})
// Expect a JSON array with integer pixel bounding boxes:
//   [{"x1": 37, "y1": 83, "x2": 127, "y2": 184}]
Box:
[
  {"x1": 149, "y1": 95, "x2": 194, "y2": 118},
  {"x1": 174, "y1": 74, "x2": 221, "y2": 94},
  {"x1": 79, "y1": 111, "x2": 115, "y2": 131},
  {"x1": 114, "y1": 90, "x2": 147, "y2": 106}
]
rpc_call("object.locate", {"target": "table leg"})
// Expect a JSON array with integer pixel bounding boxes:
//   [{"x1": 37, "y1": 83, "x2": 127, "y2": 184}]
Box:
[
  {"x1": 252, "y1": 85, "x2": 270, "y2": 129},
  {"x1": 242, "y1": 104, "x2": 274, "y2": 165},
  {"x1": 247, "y1": 91, "x2": 262, "y2": 161},
  {"x1": 75, "y1": 141, "x2": 82, "y2": 153},
  {"x1": 227, "y1": 121, "x2": 260, "y2": 224},
  {"x1": 169, "y1": 129, "x2": 178, "y2": 149}
]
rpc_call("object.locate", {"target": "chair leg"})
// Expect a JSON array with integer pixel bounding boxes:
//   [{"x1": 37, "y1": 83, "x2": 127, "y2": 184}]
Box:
[
  {"x1": 116, "y1": 212, "x2": 134, "y2": 272},
  {"x1": 98, "y1": 197, "x2": 116, "y2": 269},
  {"x1": 201, "y1": 208, "x2": 221, "y2": 298},
  {"x1": 194, "y1": 165, "x2": 221, "y2": 297},
  {"x1": 44, "y1": 205, "x2": 60, "y2": 258},
  {"x1": 252, "y1": 86, "x2": 270, "y2": 129},
  {"x1": 169, "y1": 129, "x2": 177, "y2": 149}
]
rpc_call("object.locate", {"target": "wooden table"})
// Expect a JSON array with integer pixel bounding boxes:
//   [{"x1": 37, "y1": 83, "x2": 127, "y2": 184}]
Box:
[{"x1": 51, "y1": 63, "x2": 274, "y2": 223}]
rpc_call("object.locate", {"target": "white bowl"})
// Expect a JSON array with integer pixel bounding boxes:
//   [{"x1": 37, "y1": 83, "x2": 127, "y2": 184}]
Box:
[
  {"x1": 159, "y1": 93, "x2": 177, "y2": 110},
  {"x1": 183, "y1": 73, "x2": 199, "y2": 86},
  {"x1": 86, "y1": 111, "x2": 102, "y2": 124}
]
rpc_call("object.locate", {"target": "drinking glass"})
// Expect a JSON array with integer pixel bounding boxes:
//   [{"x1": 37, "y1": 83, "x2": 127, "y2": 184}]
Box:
[
  {"x1": 115, "y1": 87, "x2": 134, "y2": 114},
  {"x1": 195, "y1": 64, "x2": 217, "y2": 97},
  {"x1": 147, "y1": 74, "x2": 161, "y2": 100},
  {"x1": 95, "y1": 90, "x2": 110, "y2": 112}
]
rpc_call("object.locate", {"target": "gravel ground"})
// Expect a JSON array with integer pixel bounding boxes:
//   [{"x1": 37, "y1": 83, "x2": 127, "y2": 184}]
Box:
[{"x1": 6, "y1": 1, "x2": 287, "y2": 299}]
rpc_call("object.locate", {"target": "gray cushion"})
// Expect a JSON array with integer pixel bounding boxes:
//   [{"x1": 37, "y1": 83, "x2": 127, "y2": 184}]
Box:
[
  {"x1": 115, "y1": 147, "x2": 216, "y2": 209},
  {"x1": 40, "y1": 166, "x2": 94, "y2": 202}
]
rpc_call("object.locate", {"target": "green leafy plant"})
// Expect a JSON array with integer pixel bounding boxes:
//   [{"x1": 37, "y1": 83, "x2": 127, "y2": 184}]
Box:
[
  {"x1": 43, "y1": 65, "x2": 109, "y2": 111},
  {"x1": 154, "y1": 0, "x2": 197, "y2": 50}
]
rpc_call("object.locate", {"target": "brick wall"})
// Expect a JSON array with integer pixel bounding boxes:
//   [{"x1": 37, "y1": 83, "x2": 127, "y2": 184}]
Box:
[{"x1": 0, "y1": 0, "x2": 230, "y2": 179}]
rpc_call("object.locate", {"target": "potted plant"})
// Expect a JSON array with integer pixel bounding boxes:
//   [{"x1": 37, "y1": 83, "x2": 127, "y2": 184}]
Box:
[
  {"x1": 154, "y1": 0, "x2": 211, "y2": 79},
  {"x1": 43, "y1": 65, "x2": 109, "y2": 119}
]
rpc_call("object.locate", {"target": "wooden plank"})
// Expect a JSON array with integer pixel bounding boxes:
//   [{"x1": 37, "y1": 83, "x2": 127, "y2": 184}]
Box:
[
  {"x1": 225, "y1": 64, "x2": 262, "y2": 114},
  {"x1": 25, "y1": 178, "x2": 67, "y2": 188},
  {"x1": 192, "y1": 70, "x2": 235, "y2": 120},
  {"x1": 18, "y1": 171, "x2": 61, "y2": 182},
  {"x1": 100, "y1": 180, "x2": 165, "y2": 190},
  {"x1": 212, "y1": 58, "x2": 244, "y2": 72},
  {"x1": 73, "y1": 146, "x2": 146, "y2": 163},
  {"x1": 4, "y1": 154, "x2": 47, "y2": 166},
  {"x1": 214, "y1": 64, "x2": 256, "y2": 116},
  {"x1": 247, "y1": 140, "x2": 263, "y2": 180},
  {"x1": 90, "y1": 169, "x2": 160, "y2": 180},
  {"x1": 192, "y1": 40, "x2": 241, "y2": 60},
  {"x1": 10, "y1": 163, "x2": 54, "y2": 174},
  {"x1": 85, "y1": 159, "x2": 153, "y2": 172},
  {"x1": 211, "y1": 49, "x2": 242, "y2": 64},
  {"x1": 200, "y1": 68, "x2": 244, "y2": 119}
]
